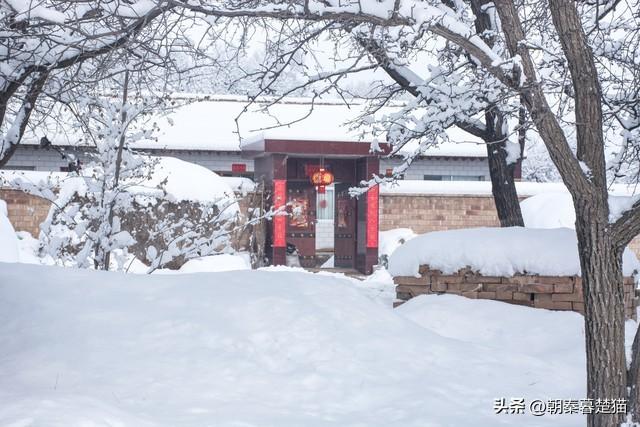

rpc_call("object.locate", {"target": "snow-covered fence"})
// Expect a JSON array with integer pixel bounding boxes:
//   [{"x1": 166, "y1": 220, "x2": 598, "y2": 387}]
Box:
[
  {"x1": 394, "y1": 267, "x2": 638, "y2": 319},
  {"x1": 389, "y1": 227, "x2": 640, "y2": 318}
]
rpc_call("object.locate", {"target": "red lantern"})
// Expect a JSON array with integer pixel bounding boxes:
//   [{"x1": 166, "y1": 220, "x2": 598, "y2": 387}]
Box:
[
  {"x1": 311, "y1": 168, "x2": 334, "y2": 194},
  {"x1": 311, "y1": 168, "x2": 334, "y2": 186}
]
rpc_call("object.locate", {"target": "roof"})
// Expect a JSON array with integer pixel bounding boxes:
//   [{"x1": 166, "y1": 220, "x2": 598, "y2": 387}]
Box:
[{"x1": 22, "y1": 96, "x2": 487, "y2": 158}]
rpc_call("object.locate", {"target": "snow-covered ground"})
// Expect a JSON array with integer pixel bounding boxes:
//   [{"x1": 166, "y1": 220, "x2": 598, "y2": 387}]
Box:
[{"x1": 0, "y1": 262, "x2": 609, "y2": 427}]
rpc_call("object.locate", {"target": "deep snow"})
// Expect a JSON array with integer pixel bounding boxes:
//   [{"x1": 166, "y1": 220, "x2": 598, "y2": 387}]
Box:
[
  {"x1": 0, "y1": 199, "x2": 18, "y2": 263},
  {"x1": 0, "y1": 262, "x2": 595, "y2": 426}
]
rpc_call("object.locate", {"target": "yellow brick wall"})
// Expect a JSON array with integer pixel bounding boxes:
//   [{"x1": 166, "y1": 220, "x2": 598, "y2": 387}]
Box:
[
  {"x1": 0, "y1": 189, "x2": 51, "y2": 237},
  {"x1": 380, "y1": 194, "x2": 501, "y2": 233},
  {"x1": 380, "y1": 193, "x2": 640, "y2": 258}
]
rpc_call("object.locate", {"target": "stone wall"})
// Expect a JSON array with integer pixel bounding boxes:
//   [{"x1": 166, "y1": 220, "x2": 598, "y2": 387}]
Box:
[
  {"x1": 380, "y1": 193, "x2": 640, "y2": 258},
  {"x1": 394, "y1": 266, "x2": 638, "y2": 319}
]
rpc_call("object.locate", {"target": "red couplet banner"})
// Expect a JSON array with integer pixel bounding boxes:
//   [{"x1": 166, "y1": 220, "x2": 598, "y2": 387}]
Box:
[
  {"x1": 366, "y1": 185, "x2": 379, "y2": 248},
  {"x1": 273, "y1": 179, "x2": 286, "y2": 248}
]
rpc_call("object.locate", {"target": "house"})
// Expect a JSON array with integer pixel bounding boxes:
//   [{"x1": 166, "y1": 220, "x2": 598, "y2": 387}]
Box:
[
  {"x1": 2, "y1": 96, "x2": 501, "y2": 269},
  {"x1": 4, "y1": 96, "x2": 493, "y2": 181}
]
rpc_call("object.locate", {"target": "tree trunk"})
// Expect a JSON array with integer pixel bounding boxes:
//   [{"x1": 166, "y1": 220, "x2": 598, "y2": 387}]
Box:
[
  {"x1": 574, "y1": 196, "x2": 627, "y2": 427},
  {"x1": 485, "y1": 111, "x2": 524, "y2": 227},
  {"x1": 471, "y1": 0, "x2": 524, "y2": 228},
  {"x1": 629, "y1": 323, "x2": 640, "y2": 421},
  {"x1": 486, "y1": 142, "x2": 524, "y2": 227}
]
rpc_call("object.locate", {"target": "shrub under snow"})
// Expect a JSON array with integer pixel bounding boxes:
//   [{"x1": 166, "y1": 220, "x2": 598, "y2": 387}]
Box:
[{"x1": 41, "y1": 156, "x2": 240, "y2": 271}]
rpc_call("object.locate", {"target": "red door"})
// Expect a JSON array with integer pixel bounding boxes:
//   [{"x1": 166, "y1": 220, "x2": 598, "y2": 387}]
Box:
[
  {"x1": 286, "y1": 182, "x2": 317, "y2": 268},
  {"x1": 334, "y1": 183, "x2": 357, "y2": 269}
]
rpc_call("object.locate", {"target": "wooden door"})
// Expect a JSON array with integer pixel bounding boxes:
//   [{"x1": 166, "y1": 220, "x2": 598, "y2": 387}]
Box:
[
  {"x1": 286, "y1": 182, "x2": 317, "y2": 268},
  {"x1": 334, "y1": 183, "x2": 357, "y2": 269}
]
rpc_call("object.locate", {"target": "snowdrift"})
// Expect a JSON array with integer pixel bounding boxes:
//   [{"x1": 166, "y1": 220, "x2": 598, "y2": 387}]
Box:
[
  {"x1": 0, "y1": 263, "x2": 587, "y2": 426},
  {"x1": 521, "y1": 192, "x2": 640, "y2": 227},
  {"x1": 388, "y1": 227, "x2": 640, "y2": 277},
  {"x1": 0, "y1": 199, "x2": 18, "y2": 263}
]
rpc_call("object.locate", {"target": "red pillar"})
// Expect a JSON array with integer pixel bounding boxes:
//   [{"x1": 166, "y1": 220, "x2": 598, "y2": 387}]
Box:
[
  {"x1": 272, "y1": 179, "x2": 287, "y2": 265},
  {"x1": 363, "y1": 183, "x2": 379, "y2": 274},
  {"x1": 366, "y1": 184, "x2": 379, "y2": 249}
]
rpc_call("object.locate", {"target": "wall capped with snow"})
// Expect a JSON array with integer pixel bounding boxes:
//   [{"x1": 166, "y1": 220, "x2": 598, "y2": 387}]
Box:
[
  {"x1": 394, "y1": 267, "x2": 638, "y2": 319},
  {"x1": 388, "y1": 227, "x2": 640, "y2": 278},
  {"x1": 390, "y1": 227, "x2": 639, "y2": 317}
]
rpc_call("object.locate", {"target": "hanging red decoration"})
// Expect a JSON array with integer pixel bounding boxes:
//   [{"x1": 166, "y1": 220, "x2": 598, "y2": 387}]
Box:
[{"x1": 311, "y1": 168, "x2": 334, "y2": 187}]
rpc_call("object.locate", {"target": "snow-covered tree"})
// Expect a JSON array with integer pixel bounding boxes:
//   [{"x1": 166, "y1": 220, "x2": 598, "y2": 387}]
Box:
[
  {"x1": 169, "y1": 1, "x2": 639, "y2": 425},
  {"x1": 38, "y1": 72, "x2": 156, "y2": 270},
  {"x1": 8, "y1": 70, "x2": 243, "y2": 272}
]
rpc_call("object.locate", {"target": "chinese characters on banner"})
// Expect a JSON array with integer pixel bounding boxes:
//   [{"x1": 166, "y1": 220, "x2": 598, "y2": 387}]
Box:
[
  {"x1": 366, "y1": 185, "x2": 379, "y2": 248},
  {"x1": 273, "y1": 180, "x2": 286, "y2": 247}
]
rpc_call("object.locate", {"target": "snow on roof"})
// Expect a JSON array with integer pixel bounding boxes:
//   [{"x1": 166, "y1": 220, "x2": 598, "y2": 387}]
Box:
[
  {"x1": 22, "y1": 96, "x2": 486, "y2": 158},
  {"x1": 388, "y1": 227, "x2": 640, "y2": 278},
  {"x1": 150, "y1": 97, "x2": 486, "y2": 157},
  {"x1": 381, "y1": 180, "x2": 640, "y2": 197}
]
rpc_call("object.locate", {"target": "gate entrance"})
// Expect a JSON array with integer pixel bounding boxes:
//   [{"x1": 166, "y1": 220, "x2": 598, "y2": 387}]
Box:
[
  {"x1": 334, "y1": 182, "x2": 356, "y2": 269},
  {"x1": 286, "y1": 181, "x2": 317, "y2": 268},
  {"x1": 243, "y1": 138, "x2": 389, "y2": 275}
]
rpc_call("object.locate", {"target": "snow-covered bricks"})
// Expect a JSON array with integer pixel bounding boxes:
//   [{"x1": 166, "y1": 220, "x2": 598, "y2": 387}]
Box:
[
  {"x1": 394, "y1": 268, "x2": 637, "y2": 318},
  {"x1": 389, "y1": 227, "x2": 640, "y2": 318}
]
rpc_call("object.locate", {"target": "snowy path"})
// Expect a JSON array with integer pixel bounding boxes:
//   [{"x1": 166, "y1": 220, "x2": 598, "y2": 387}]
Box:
[{"x1": 0, "y1": 263, "x2": 593, "y2": 426}]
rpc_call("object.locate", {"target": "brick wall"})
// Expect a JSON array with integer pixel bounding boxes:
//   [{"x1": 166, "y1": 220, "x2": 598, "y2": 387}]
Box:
[
  {"x1": 0, "y1": 189, "x2": 51, "y2": 236},
  {"x1": 395, "y1": 267, "x2": 638, "y2": 319},
  {"x1": 380, "y1": 194, "x2": 500, "y2": 233},
  {"x1": 380, "y1": 193, "x2": 640, "y2": 258}
]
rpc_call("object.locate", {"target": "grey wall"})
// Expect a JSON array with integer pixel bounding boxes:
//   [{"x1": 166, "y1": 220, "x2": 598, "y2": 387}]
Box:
[
  {"x1": 3, "y1": 145, "x2": 490, "y2": 181},
  {"x1": 379, "y1": 157, "x2": 490, "y2": 181}
]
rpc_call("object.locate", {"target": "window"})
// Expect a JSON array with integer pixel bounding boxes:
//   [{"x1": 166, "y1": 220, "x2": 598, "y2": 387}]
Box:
[
  {"x1": 423, "y1": 174, "x2": 485, "y2": 181},
  {"x1": 316, "y1": 186, "x2": 335, "y2": 221}
]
